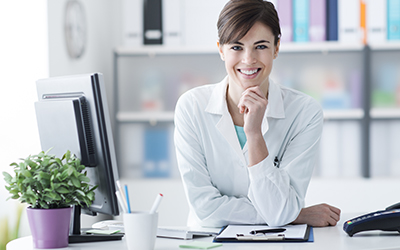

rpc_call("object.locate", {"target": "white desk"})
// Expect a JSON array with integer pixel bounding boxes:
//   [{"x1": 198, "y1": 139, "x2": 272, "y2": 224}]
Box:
[{"x1": 7, "y1": 215, "x2": 400, "y2": 250}]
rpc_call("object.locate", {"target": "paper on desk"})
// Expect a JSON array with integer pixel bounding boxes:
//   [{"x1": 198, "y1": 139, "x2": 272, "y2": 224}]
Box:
[
  {"x1": 179, "y1": 241, "x2": 222, "y2": 249},
  {"x1": 85, "y1": 229, "x2": 121, "y2": 235},
  {"x1": 216, "y1": 224, "x2": 308, "y2": 239}
]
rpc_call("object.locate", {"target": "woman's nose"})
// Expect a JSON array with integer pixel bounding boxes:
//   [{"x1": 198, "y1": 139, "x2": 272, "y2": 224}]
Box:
[{"x1": 241, "y1": 50, "x2": 257, "y2": 65}]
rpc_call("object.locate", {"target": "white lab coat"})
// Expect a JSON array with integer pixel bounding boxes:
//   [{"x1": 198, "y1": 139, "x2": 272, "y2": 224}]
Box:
[{"x1": 174, "y1": 76, "x2": 323, "y2": 227}]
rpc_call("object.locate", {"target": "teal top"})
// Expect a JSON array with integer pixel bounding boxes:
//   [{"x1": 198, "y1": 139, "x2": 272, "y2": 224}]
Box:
[{"x1": 234, "y1": 125, "x2": 247, "y2": 149}]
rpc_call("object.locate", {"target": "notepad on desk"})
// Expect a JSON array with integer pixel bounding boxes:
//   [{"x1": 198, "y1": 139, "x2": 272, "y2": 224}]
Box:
[
  {"x1": 157, "y1": 226, "x2": 221, "y2": 240},
  {"x1": 213, "y1": 224, "x2": 312, "y2": 242}
]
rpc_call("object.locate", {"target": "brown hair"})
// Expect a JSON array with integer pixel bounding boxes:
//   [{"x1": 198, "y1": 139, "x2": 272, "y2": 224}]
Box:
[{"x1": 217, "y1": 0, "x2": 281, "y2": 46}]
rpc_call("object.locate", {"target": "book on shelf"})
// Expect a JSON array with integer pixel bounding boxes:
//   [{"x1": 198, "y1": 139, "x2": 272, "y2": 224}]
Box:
[
  {"x1": 327, "y1": 0, "x2": 339, "y2": 41},
  {"x1": 293, "y1": 0, "x2": 310, "y2": 42},
  {"x1": 162, "y1": 0, "x2": 183, "y2": 46},
  {"x1": 309, "y1": 0, "x2": 326, "y2": 42},
  {"x1": 387, "y1": 0, "x2": 400, "y2": 40},
  {"x1": 143, "y1": 127, "x2": 170, "y2": 178},
  {"x1": 367, "y1": 0, "x2": 387, "y2": 43},
  {"x1": 143, "y1": 0, "x2": 163, "y2": 45},
  {"x1": 123, "y1": 0, "x2": 143, "y2": 46},
  {"x1": 338, "y1": 0, "x2": 362, "y2": 43},
  {"x1": 320, "y1": 121, "x2": 361, "y2": 177},
  {"x1": 349, "y1": 70, "x2": 362, "y2": 109},
  {"x1": 182, "y1": 0, "x2": 226, "y2": 48},
  {"x1": 277, "y1": 0, "x2": 293, "y2": 42},
  {"x1": 157, "y1": 226, "x2": 221, "y2": 240},
  {"x1": 360, "y1": 0, "x2": 367, "y2": 44}
]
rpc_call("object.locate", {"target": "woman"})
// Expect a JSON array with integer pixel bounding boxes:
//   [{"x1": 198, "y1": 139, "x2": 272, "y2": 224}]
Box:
[{"x1": 174, "y1": 0, "x2": 340, "y2": 227}]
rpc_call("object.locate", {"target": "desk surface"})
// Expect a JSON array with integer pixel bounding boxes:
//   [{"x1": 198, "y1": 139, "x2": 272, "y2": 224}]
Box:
[{"x1": 7, "y1": 215, "x2": 400, "y2": 250}]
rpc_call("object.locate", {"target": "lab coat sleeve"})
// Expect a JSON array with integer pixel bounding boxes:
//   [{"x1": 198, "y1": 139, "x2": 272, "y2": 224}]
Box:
[
  {"x1": 247, "y1": 100, "x2": 324, "y2": 226},
  {"x1": 174, "y1": 92, "x2": 265, "y2": 227}
]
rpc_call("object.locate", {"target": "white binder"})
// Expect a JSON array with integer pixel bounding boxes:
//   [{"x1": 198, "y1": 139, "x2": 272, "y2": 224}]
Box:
[
  {"x1": 338, "y1": 0, "x2": 362, "y2": 43},
  {"x1": 367, "y1": 0, "x2": 387, "y2": 43}
]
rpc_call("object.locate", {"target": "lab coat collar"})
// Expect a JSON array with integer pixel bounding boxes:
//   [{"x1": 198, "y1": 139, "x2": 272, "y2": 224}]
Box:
[
  {"x1": 266, "y1": 79, "x2": 285, "y2": 119},
  {"x1": 205, "y1": 76, "x2": 229, "y2": 115}
]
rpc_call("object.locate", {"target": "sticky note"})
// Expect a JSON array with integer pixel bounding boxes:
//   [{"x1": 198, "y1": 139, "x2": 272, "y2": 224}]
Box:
[
  {"x1": 86, "y1": 229, "x2": 121, "y2": 235},
  {"x1": 179, "y1": 241, "x2": 222, "y2": 249}
]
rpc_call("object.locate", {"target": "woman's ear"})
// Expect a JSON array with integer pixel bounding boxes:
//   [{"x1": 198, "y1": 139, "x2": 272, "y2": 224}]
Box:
[
  {"x1": 217, "y1": 41, "x2": 225, "y2": 61},
  {"x1": 274, "y1": 39, "x2": 280, "y2": 59}
]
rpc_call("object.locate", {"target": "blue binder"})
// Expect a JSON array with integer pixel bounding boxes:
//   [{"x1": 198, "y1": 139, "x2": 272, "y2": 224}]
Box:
[
  {"x1": 327, "y1": 0, "x2": 338, "y2": 41},
  {"x1": 143, "y1": 127, "x2": 170, "y2": 177}
]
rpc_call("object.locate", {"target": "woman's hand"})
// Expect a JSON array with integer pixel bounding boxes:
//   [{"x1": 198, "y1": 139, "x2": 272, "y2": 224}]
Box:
[
  {"x1": 292, "y1": 203, "x2": 341, "y2": 227},
  {"x1": 237, "y1": 86, "x2": 268, "y2": 136},
  {"x1": 238, "y1": 86, "x2": 269, "y2": 166}
]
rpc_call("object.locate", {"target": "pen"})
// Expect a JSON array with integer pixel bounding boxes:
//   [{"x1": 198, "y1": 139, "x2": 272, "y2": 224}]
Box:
[
  {"x1": 116, "y1": 180, "x2": 128, "y2": 210},
  {"x1": 149, "y1": 193, "x2": 163, "y2": 214},
  {"x1": 249, "y1": 228, "x2": 286, "y2": 234},
  {"x1": 124, "y1": 185, "x2": 132, "y2": 213},
  {"x1": 115, "y1": 190, "x2": 128, "y2": 213}
]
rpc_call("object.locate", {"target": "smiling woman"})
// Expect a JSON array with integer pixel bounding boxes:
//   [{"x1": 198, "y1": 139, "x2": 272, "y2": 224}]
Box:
[
  {"x1": 174, "y1": 0, "x2": 341, "y2": 229},
  {"x1": 0, "y1": 0, "x2": 48, "y2": 247}
]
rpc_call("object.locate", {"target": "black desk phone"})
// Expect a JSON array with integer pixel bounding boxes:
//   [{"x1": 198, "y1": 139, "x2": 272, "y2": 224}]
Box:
[{"x1": 343, "y1": 202, "x2": 400, "y2": 236}]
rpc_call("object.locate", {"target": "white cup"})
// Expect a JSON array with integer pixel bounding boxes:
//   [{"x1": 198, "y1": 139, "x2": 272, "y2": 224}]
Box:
[{"x1": 123, "y1": 212, "x2": 158, "y2": 250}]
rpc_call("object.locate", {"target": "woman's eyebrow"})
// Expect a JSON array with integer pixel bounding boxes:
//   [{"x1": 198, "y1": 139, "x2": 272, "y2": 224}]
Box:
[
  {"x1": 231, "y1": 40, "x2": 270, "y2": 45},
  {"x1": 254, "y1": 40, "x2": 270, "y2": 45}
]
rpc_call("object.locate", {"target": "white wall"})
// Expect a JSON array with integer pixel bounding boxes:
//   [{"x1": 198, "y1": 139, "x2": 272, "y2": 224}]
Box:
[
  {"x1": 47, "y1": 0, "x2": 122, "y2": 116},
  {"x1": 0, "y1": 0, "x2": 48, "y2": 239}
]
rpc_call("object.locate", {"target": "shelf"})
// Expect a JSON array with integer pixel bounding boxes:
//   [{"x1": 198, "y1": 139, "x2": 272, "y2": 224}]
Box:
[
  {"x1": 115, "y1": 41, "x2": 400, "y2": 57},
  {"x1": 323, "y1": 109, "x2": 364, "y2": 120},
  {"x1": 118, "y1": 109, "x2": 364, "y2": 123},
  {"x1": 115, "y1": 46, "x2": 219, "y2": 56},
  {"x1": 115, "y1": 42, "x2": 365, "y2": 57},
  {"x1": 369, "y1": 42, "x2": 400, "y2": 51},
  {"x1": 370, "y1": 108, "x2": 400, "y2": 119},
  {"x1": 279, "y1": 42, "x2": 364, "y2": 53},
  {"x1": 117, "y1": 111, "x2": 175, "y2": 124}
]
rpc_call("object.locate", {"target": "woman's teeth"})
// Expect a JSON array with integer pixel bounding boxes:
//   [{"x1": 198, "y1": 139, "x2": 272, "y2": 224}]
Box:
[{"x1": 240, "y1": 69, "x2": 258, "y2": 75}]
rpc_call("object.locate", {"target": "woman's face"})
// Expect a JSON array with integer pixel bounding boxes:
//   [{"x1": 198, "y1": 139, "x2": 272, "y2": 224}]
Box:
[{"x1": 218, "y1": 21, "x2": 279, "y2": 96}]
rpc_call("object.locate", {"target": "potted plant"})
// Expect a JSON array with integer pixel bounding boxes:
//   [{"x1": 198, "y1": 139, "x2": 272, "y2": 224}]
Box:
[{"x1": 2, "y1": 149, "x2": 97, "y2": 249}]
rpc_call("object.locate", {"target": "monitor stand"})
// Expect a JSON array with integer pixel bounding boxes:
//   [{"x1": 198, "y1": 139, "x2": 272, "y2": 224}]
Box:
[{"x1": 69, "y1": 206, "x2": 124, "y2": 243}]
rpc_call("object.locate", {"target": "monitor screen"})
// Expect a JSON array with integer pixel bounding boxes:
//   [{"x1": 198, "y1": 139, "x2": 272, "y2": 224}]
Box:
[{"x1": 35, "y1": 73, "x2": 122, "y2": 242}]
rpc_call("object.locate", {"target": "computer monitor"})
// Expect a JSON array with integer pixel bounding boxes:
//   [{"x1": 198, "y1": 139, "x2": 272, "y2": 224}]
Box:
[{"x1": 34, "y1": 73, "x2": 123, "y2": 243}]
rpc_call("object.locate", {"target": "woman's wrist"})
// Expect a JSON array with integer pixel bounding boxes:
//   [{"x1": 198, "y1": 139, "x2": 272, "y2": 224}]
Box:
[{"x1": 247, "y1": 132, "x2": 269, "y2": 167}]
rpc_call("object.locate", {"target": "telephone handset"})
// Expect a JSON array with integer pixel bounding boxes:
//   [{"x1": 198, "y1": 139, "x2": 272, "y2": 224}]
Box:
[
  {"x1": 385, "y1": 202, "x2": 400, "y2": 210},
  {"x1": 343, "y1": 202, "x2": 400, "y2": 236}
]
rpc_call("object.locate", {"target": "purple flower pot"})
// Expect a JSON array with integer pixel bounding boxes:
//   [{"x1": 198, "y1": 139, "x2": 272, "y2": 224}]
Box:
[{"x1": 26, "y1": 206, "x2": 72, "y2": 249}]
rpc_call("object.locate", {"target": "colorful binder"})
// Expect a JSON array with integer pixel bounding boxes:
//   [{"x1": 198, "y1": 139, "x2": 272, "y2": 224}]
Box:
[
  {"x1": 277, "y1": 0, "x2": 293, "y2": 42},
  {"x1": 388, "y1": 0, "x2": 400, "y2": 40},
  {"x1": 293, "y1": 0, "x2": 310, "y2": 42},
  {"x1": 309, "y1": 0, "x2": 326, "y2": 42},
  {"x1": 143, "y1": 127, "x2": 170, "y2": 177}
]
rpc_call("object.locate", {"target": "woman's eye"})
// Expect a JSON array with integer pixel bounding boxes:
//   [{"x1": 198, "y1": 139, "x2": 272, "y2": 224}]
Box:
[
  {"x1": 231, "y1": 46, "x2": 242, "y2": 51},
  {"x1": 256, "y1": 44, "x2": 268, "y2": 49}
]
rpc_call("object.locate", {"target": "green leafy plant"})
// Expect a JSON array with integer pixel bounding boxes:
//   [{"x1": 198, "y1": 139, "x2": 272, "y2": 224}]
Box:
[{"x1": 2, "y1": 150, "x2": 97, "y2": 209}]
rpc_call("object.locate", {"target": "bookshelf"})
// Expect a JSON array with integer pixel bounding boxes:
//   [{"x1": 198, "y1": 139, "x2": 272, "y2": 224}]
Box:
[
  {"x1": 114, "y1": 0, "x2": 400, "y2": 179},
  {"x1": 368, "y1": 43, "x2": 400, "y2": 177},
  {"x1": 113, "y1": 44, "x2": 376, "y2": 179}
]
